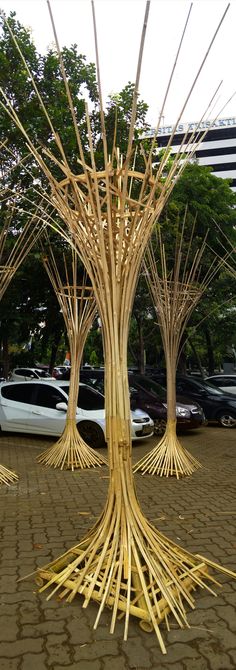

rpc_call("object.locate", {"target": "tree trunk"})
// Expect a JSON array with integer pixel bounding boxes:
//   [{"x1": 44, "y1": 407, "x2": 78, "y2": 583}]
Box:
[
  {"x1": 2, "y1": 327, "x2": 10, "y2": 379},
  {"x1": 48, "y1": 328, "x2": 63, "y2": 374},
  {"x1": 189, "y1": 338, "x2": 206, "y2": 378},
  {"x1": 136, "y1": 314, "x2": 145, "y2": 374},
  {"x1": 203, "y1": 324, "x2": 215, "y2": 375}
]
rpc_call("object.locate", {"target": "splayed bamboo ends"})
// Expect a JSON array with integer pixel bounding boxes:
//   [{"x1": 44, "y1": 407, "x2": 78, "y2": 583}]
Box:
[
  {"x1": 1, "y1": 0, "x2": 235, "y2": 652},
  {"x1": 0, "y1": 463, "x2": 18, "y2": 486}
]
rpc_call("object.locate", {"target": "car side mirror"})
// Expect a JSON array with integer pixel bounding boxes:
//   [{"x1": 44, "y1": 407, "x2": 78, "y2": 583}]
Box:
[{"x1": 56, "y1": 402, "x2": 67, "y2": 411}]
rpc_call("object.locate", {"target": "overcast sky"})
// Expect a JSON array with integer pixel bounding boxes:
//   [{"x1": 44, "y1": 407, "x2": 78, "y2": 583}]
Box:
[{"x1": 0, "y1": 0, "x2": 235, "y2": 127}]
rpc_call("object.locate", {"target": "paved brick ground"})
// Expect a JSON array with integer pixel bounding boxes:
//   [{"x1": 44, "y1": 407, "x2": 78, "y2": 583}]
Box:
[{"x1": 0, "y1": 425, "x2": 236, "y2": 669}]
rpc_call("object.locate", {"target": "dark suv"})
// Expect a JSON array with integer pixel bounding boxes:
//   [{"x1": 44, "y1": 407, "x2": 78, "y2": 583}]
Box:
[
  {"x1": 149, "y1": 372, "x2": 236, "y2": 428},
  {"x1": 79, "y1": 369, "x2": 205, "y2": 435},
  {"x1": 174, "y1": 375, "x2": 236, "y2": 428}
]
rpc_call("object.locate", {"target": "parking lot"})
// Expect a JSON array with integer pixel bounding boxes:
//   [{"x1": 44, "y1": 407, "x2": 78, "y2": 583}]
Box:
[{"x1": 0, "y1": 425, "x2": 236, "y2": 669}]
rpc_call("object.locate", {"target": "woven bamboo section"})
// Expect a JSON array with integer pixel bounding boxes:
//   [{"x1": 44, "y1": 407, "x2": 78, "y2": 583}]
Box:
[
  {"x1": 1, "y1": 0, "x2": 235, "y2": 651},
  {"x1": 134, "y1": 216, "x2": 223, "y2": 478},
  {"x1": 37, "y1": 239, "x2": 107, "y2": 470}
]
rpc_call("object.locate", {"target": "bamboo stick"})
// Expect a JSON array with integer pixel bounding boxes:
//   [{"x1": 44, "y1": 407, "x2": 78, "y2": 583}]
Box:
[
  {"x1": 2, "y1": 0, "x2": 235, "y2": 652},
  {"x1": 0, "y1": 464, "x2": 18, "y2": 486}
]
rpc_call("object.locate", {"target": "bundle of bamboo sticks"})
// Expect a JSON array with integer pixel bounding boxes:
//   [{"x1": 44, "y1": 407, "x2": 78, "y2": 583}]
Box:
[{"x1": 1, "y1": 0, "x2": 235, "y2": 652}]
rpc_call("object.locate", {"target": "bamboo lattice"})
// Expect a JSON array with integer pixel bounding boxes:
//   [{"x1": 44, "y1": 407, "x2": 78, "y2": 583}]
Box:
[
  {"x1": 38, "y1": 237, "x2": 107, "y2": 469},
  {"x1": 1, "y1": 0, "x2": 235, "y2": 652}
]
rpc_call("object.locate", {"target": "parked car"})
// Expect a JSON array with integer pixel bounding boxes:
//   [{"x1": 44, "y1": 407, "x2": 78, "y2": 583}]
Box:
[
  {"x1": 172, "y1": 375, "x2": 236, "y2": 428},
  {"x1": 9, "y1": 367, "x2": 54, "y2": 382},
  {"x1": 205, "y1": 374, "x2": 236, "y2": 395},
  {"x1": 52, "y1": 366, "x2": 71, "y2": 379},
  {"x1": 79, "y1": 369, "x2": 205, "y2": 435},
  {"x1": 0, "y1": 380, "x2": 154, "y2": 446}
]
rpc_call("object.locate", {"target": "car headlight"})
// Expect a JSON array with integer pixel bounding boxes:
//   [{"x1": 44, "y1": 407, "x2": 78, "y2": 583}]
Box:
[
  {"x1": 176, "y1": 406, "x2": 191, "y2": 418},
  {"x1": 162, "y1": 403, "x2": 190, "y2": 418},
  {"x1": 133, "y1": 417, "x2": 149, "y2": 424}
]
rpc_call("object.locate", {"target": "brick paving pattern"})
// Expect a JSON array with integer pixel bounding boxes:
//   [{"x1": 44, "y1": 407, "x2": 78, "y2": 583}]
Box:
[{"x1": 0, "y1": 426, "x2": 236, "y2": 669}]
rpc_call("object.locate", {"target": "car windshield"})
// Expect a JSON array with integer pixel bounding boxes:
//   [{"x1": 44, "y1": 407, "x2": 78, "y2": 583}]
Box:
[
  {"x1": 181, "y1": 378, "x2": 226, "y2": 396},
  {"x1": 61, "y1": 384, "x2": 105, "y2": 410},
  {"x1": 200, "y1": 382, "x2": 226, "y2": 395},
  {"x1": 209, "y1": 376, "x2": 236, "y2": 386},
  {"x1": 36, "y1": 369, "x2": 51, "y2": 378},
  {"x1": 131, "y1": 375, "x2": 166, "y2": 400}
]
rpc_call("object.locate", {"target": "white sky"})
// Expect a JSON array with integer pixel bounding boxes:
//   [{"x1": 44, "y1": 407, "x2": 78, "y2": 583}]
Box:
[{"x1": 0, "y1": 0, "x2": 235, "y2": 127}]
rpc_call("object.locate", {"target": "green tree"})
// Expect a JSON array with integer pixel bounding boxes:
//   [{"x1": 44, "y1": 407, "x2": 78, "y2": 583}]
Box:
[
  {"x1": 0, "y1": 11, "x2": 98, "y2": 175},
  {"x1": 155, "y1": 164, "x2": 236, "y2": 373},
  {"x1": 167, "y1": 163, "x2": 236, "y2": 244},
  {"x1": 0, "y1": 248, "x2": 66, "y2": 376}
]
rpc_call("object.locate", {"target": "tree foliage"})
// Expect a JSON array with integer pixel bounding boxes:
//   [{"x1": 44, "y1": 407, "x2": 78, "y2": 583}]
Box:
[{"x1": 1, "y1": 11, "x2": 236, "y2": 375}]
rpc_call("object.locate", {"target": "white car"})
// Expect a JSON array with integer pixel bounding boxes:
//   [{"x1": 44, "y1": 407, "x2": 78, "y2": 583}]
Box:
[
  {"x1": 0, "y1": 380, "x2": 154, "y2": 447},
  {"x1": 205, "y1": 375, "x2": 236, "y2": 395},
  {"x1": 9, "y1": 367, "x2": 54, "y2": 382}
]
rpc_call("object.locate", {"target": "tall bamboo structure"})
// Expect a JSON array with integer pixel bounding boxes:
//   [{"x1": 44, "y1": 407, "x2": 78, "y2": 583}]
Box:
[
  {"x1": 0, "y1": 0, "x2": 235, "y2": 652},
  {"x1": 37, "y1": 237, "x2": 107, "y2": 469},
  {"x1": 0, "y1": 201, "x2": 44, "y2": 484},
  {"x1": 134, "y1": 214, "x2": 223, "y2": 478}
]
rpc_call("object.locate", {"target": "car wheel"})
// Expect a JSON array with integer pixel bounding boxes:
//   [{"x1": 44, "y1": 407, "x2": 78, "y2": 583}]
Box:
[
  {"x1": 77, "y1": 421, "x2": 105, "y2": 448},
  {"x1": 217, "y1": 412, "x2": 236, "y2": 428},
  {"x1": 153, "y1": 418, "x2": 167, "y2": 436}
]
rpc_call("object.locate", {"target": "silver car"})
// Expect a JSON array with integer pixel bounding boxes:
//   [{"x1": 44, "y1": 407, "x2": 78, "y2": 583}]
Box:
[
  {"x1": 205, "y1": 375, "x2": 236, "y2": 395},
  {"x1": 9, "y1": 367, "x2": 54, "y2": 381},
  {"x1": 0, "y1": 380, "x2": 154, "y2": 447}
]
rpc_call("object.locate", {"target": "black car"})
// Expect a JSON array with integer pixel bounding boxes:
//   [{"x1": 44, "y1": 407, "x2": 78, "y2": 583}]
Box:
[
  {"x1": 169, "y1": 375, "x2": 236, "y2": 428},
  {"x1": 79, "y1": 369, "x2": 205, "y2": 435}
]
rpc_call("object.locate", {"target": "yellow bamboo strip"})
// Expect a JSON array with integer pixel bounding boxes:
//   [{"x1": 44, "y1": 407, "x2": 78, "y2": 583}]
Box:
[
  {"x1": 2, "y1": 1, "x2": 235, "y2": 652},
  {"x1": 0, "y1": 464, "x2": 18, "y2": 486}
]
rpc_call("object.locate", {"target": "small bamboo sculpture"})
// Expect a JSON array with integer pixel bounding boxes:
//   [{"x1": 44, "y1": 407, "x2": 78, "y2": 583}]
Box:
[
  {"x1": 37, "y1": 238, "x2": 107, "y2": 470},
  {"x1": 0, "y1": 201, "x2": 44, "y2": 300},
  {"x1": 0, "y1": 202, "x2": 44, "y2": 484},
  {"x1": 1, "y1": 0, "x2": 235, "y2": 652},
  {"x1": 134, "y1": 214, "x2": 220, "y2": 478}
]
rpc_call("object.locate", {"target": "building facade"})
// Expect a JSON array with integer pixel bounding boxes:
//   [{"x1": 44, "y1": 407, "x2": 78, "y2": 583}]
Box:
[{"x1": 145, "y1": 116, "x2": 236, "y2": 192}]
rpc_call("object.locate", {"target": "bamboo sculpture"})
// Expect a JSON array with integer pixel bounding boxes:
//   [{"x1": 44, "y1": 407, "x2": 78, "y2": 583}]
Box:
[
  {"x1": 37, "y1": 237, "x2": 107, "y2": 470},
  {"x1": 1, "y1": 0, "x2": 235, "y2": 652},
  {"x1": 0, "y1": 200, "x2": 46, "y2": 298},
  {"x1": 0, "y1": 201, "x2": 45, "y2": 484},
  {"x1": 134, "y1": 214, "x2": 223, "y2": 478}
]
